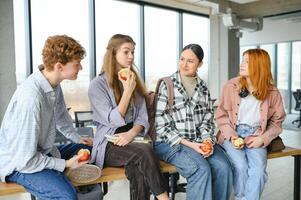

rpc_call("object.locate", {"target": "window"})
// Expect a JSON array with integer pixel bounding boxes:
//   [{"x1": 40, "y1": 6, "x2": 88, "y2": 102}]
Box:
[
  {"x1": 277, "y1": 42, "x2": 291, "y2": 112},
  {"x1": 13, "y1": 0, "x2": 27, "y2": 86},
  {"x1": 31, "y1": 0, "x2": 90, "y2": 112},
  {"x1": 95, "y1": 0, "x2": 140, "y2": 74},
  {"x1": 183, "y1": 13, "x2": 209, "y2": 83},
  {"x1": 292, "y1": 41, "x2": 301, "y2": 113},
  {"x1": 144, "y1": 6, "x2": 178, "y2": 90}
]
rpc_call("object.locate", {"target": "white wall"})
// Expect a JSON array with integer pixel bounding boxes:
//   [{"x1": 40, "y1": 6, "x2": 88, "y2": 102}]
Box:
[
  {"x1": 240, "y1": 18, "x2": 301, "y2": 46},
  {"x1": 0, "y1": 0, "x2": 16, "y2": 122}
]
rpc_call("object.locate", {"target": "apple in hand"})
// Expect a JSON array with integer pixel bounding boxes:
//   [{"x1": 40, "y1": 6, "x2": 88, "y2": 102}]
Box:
[
  {"x1": 200, "y1": 140, "x2": 213, "y2": 153},
  {"x1": 77, "y1": 149, "x2": 90, "y2": 162},
  {"x1": 118, "y1": 68, "x2": 129, "y2": 81},
  {"x1": 233, "y1": 137, "x2": 245, "y2": 148}
]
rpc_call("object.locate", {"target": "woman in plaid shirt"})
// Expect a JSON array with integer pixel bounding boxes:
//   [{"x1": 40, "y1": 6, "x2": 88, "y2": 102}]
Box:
[{"x1": 154, "y1": 44, "x2": 233, "y2": 200}]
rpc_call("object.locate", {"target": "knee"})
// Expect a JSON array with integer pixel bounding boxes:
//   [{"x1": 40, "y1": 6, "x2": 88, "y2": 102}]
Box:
[
  {"x1": 233, "y1": 162, "x2": 248, "y2": 176},
  {"x1": 249, "y1": 167, "x2": 267, "y2": 179},
  {"x1": 195, "y1": 162, "x2": 211, "y2": 178},
  {"x1": 217, "y1": 161, "x2": 232, "y2": 177}
]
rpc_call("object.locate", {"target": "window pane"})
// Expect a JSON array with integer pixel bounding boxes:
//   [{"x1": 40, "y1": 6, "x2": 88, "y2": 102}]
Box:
[
  {"x1": 277, "y1": 42, "x2": 290, "y2": 112},
  {"x1": 31, "y1": 0, "x2": 90, "y2": 113},
  {"x1": 95, "y1": 0, "x2": 140, "y2": 74},
  {"x1": 183, "y1": 13, "x2": 209, "y2": 83},
  {"x1": 13, "y1": 0, "x2": 27, "y2": 86},
  {"x1": 145, "y1": 6, "x2": 177, "y2": 90},
  {"x1": 260, "y1": 44, "x2": 276, "y2": 80},
  {"x1": 292, "y1": 41, "x2": 301, "y2": 113}
]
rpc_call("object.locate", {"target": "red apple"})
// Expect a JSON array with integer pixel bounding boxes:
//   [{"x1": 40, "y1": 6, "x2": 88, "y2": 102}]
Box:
[
  {"x1": 200, "y1": 140, "x2": 213, "y2": 153},
  {"x1": 118, "y1": 68, "x2": 129, "y2": 81},
  {"x1": 77, "y1": 149, "x2": 90, "y2": 162}
]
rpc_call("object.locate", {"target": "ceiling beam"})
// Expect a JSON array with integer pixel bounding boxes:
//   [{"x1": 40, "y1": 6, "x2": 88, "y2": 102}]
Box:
[{"x1": 231, "y1": 0, "x2": 301, "y2": 18}]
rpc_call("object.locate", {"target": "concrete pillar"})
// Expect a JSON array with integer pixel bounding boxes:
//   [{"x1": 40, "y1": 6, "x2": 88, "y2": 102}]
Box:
[
  {"x1": 0, "y1": 0, "x2": 16, "y2": 122},
  {"x1": 208, "y1": 14, "x2": 240, "y2": 100}
]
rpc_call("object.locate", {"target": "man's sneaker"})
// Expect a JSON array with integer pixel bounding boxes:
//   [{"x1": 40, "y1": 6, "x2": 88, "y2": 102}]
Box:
[{"x1": 66, "y1": 164, "x2": 101, "y2": 184}]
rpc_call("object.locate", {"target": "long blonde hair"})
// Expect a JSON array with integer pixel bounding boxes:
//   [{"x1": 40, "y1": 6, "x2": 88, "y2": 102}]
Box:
[
  {"x1": 239, "y1": 49, "x2": 274, "y2": 100},
  {"x1": 101, "y1": 34, "x2": 147, "y2": 103}
]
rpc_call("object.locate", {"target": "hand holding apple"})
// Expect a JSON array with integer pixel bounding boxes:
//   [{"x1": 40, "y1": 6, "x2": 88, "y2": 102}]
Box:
[
  {"x1": 118, "y1": 68, "x2": 129, "y2": 81},
  {"x1": 200, "y1": 140, "x2": 213, "y2": 154},
  {"x1": 77, "y1": 149, "x2": 90, "y2": 162},
  {"x1": 233, "y1": 137, "x2": 245, "y2": 148}
]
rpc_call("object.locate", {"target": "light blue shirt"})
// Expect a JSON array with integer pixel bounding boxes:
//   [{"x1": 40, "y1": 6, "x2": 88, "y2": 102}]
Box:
[{"x1": 0, "y1": 69, "x2": 81, "y2": 182}]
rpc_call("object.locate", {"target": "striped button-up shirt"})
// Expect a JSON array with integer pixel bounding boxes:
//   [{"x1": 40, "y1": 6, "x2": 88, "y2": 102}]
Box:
[
  {"x1": 155, "y1": 71, "x2": 216, "y2": 146},
  {"x1": 0, "y1": 69, "x2": 81, "y2": 182}
]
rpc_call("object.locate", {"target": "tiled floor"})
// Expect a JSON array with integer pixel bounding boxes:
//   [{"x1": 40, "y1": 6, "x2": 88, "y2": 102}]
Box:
[{"x1": 1, "y1": 124, "x2": 300, "y2": 200}]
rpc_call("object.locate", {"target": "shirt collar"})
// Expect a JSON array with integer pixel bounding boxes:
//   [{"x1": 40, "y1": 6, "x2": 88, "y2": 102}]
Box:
[{"x1": 33, "y1": 68, "x2": 55, "y2": 94}]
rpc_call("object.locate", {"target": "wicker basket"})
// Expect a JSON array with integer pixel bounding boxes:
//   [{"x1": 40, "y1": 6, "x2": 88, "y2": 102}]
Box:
[{"x1": 66, "y1": 164, "x2": 102, "y2": 184}]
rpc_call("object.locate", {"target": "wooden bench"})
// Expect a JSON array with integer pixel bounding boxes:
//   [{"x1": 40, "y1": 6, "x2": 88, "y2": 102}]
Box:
[
  {"x1": 1, "y1": 147, "x2": 300, "y2": 200},
  {"x1": 0, "y1": 161, "x2": 176, "y2": 199}
]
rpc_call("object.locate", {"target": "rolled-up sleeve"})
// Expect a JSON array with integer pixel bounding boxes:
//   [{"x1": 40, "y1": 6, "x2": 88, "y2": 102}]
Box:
[{"x1": 133, "y1": 96, "x2": 149, "y2": 136}]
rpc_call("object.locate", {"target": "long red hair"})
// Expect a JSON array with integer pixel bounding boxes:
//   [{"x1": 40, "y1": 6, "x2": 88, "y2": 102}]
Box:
[{"x1": 239, "y1": 49, "x2": 274, "y2": 100}]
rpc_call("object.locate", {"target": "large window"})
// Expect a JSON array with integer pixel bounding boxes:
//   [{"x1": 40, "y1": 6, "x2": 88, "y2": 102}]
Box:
[
  {"x1": 292, "y1": 41, "x2": 301, "y2": 113},
  {"x1": 144, "y1": 6, "x2": 178, "y2": 90},
  {"x1": 31, "y1": 0, "x2": 90, "y2": 112},
  {"x1": 277, "y1": 42, "x2": 291, "y2": 112},
  {"x1": 95, "y1": 0, "x2": 140, "y2": 74},
  {"x1": 183, "y1": 13, "x2": 209, "y2": 83},
  {"x1": 13, "y1": 0, "x2": 210, "y2": 113},
  {"x1": 13, "y1": 0, "x2": 27, "y2": 86}
]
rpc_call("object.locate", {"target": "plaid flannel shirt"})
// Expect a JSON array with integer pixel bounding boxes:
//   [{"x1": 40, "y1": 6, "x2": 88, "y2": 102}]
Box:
[{"x1": 155, "y1": 71, "x2": 216, "y2": 146}]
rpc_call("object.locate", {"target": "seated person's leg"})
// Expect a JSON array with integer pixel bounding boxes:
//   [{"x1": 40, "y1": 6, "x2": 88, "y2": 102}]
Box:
[
  {"x1": 154, "y1": 142, "x2": 212, "y2": 200},
  {"x1": 6, "y1": 169, "x2": 77, "y2": 200},
  {"x1": 207, "y1": 144, "x2": 233, "y2": 200}
]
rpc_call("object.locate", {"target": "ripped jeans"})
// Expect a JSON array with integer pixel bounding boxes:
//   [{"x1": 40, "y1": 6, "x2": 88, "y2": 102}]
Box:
[{"x1": 154, "y1": 142, "x2": 233, "y2": 200}]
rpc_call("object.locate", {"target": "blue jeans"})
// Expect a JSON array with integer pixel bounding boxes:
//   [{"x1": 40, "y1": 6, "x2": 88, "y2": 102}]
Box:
[
  {"x1": 222, "y1": 124, "x2": 267, "y2": 200},
  {"x1": 6, "y1": 143, "x2": 92, "y2": 200},
  {"x1": 154, "y1": 142, "x2": 233, "y2": 200}
]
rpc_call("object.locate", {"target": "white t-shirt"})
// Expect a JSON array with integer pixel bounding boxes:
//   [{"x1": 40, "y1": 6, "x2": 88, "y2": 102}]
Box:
[{"x1": 237, "y1": 94, "x2": 261, "y2": 127}]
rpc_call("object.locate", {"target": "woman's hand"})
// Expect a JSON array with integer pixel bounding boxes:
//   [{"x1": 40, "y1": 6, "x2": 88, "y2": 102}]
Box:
[
  {"x1": 245, "y1": 135, "x2": 264, "y2": 148},
  {"x1": 80, "y1": 137, "x2": 93, "y2": 146},
  {"x1": 231, "y1": 136, "x2": 245, "y2": 150},
  {"x1": 65, "y1": 154, "x2": 89, "y2": 169},
  {"x1": 119, "y1": 67, "x2": 136, "y2": 96},
  {"x1": 114, "y1": 131, "x2": 136, "y2": 146},
  {"x1": 181, "y1": 139, "x2": 214, "y2": 158}
]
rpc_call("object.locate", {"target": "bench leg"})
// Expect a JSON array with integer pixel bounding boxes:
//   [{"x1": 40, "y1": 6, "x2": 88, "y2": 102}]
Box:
[
  {"x1": 294, "y1": 155, "x2": 300, "y2": 200},
  {"x1": 102, "y1": 182, "x2": 108, "y2": 195}
]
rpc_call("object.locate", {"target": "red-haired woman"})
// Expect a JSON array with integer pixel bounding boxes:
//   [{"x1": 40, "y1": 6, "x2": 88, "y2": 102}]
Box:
[{"x1": 215, "y1": 49, "x2": 286, "y2": 200}]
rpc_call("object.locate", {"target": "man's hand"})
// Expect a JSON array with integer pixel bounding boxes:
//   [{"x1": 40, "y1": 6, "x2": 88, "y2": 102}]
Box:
[
  {"x1": 80, "y1": 137, "x2": 93, "y2": 146},
  {"x1": 65, "y1": 154, "x2": 88, "y2": 169}
]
